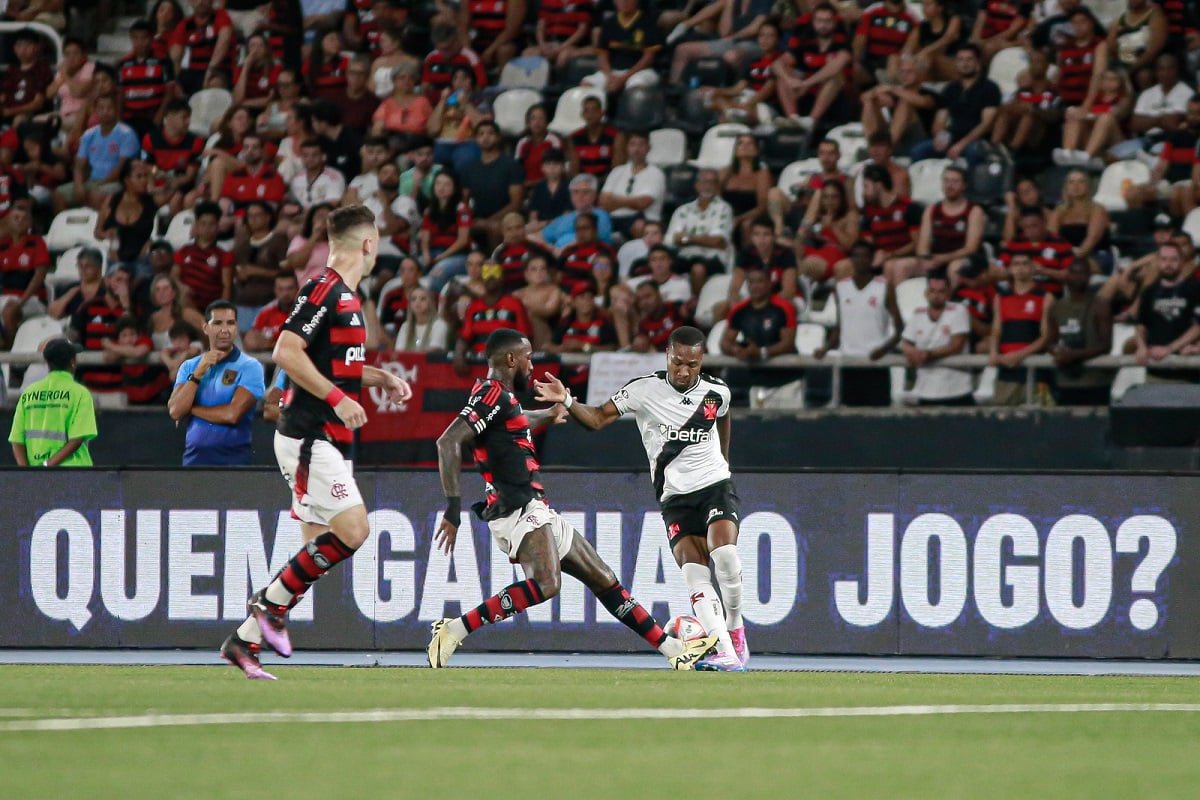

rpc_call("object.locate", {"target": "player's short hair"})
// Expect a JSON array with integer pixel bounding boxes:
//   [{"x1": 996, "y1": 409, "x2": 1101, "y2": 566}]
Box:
[
  {"x1": 206, "y1": 299, "x2": 238, "y2": 321},
  {"x1": 43, "y1": 338, "x2": 77, "y2": 372},
  {"x1": 668, "y1": 326, "x2": 705, "y2": 350},
  {"x1": 485, "y1": 328, "x2": 528, "y2": 361},
  {"x1": 328, "y1": 204, "x2": 377, "y2": 241}
]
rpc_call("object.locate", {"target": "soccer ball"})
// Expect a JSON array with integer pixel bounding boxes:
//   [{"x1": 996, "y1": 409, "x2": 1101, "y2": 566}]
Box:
[{"x1": 664, "y1": 614, "x2": 707, "y2": 641}]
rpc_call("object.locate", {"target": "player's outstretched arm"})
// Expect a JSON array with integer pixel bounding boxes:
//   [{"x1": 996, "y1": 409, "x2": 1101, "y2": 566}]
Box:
[
  {"x1": 533, "y1": 372, "x2": 620, "y2": 431},
  {"x1": 525, "y1": 403, "x2": 568, "y2": 430},
  {"x1": 434, "y1": 417, "x2": 476, "y2": 554}
]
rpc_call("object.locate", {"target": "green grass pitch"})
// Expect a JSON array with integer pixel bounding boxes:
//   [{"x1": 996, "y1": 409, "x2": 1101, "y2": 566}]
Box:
[{"x1": 2, "y1": 665, "x2": 1200, "y2": 799}]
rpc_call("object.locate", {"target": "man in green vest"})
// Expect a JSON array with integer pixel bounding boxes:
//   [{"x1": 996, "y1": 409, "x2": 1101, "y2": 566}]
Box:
[{"x1": 9, "y1": 338, "x2": 97, "y2": 467}]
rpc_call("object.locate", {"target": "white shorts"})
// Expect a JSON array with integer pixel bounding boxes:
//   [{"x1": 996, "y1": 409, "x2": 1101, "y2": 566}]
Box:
[
  {"x1": 487, "y1": 498, "x2": 575, "y2": 563},
  {"x1": 274, "y1": 432, "x2": 364, "y2": 526}
]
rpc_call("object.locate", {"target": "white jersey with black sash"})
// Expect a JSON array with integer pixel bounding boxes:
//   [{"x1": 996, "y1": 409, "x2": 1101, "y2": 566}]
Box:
[{"x1": 610, "y1": 371, "x2": 731, "y2": 503}]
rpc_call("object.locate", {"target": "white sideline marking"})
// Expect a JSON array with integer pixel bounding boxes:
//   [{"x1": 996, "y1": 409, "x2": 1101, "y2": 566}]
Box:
[{"x1": 3, "y1": 704, "x2": 1200, "y2": 732}]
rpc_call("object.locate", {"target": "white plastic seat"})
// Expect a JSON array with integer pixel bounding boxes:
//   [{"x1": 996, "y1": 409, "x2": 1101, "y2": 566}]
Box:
[
  {"x1": 188, "y1": 88, "x2": 233, "y2": 136},
  {"x1": 974, "y1": 366, "x2": 997, "y2": 405},
  {"x1": 648, "y1": 128, "x2": 688, "y2": 167},
  {"x1": 11, "y1": 316, "x2": 65, "y2": 353},
  {"x1": 45, "y1": 208, "x2": 101, "y2": 252},
  {"x1": 826, "y1": 123, "x2": 867, "y2": 171},
  {"x1": 1094, "y1": 161, "x2": 1151, "y2": 211},
  {"x1": 47, "y1": 246, "x2": 101, "y2": 295},
  {"x1": 910, "y1": 158, "x2": 952, "y2": 205},
  {"x1": 493, "y1": 89, "x2": 542, "y2": 138},
  {"x1": 795, "y1": 322, "x2": 826, "y2": 355},
  {"x1": 548, "y1": 86, "x2": 605, "y2": 136},
  {"x1": 1090, "y1": 0, "x2": 1125, "y2": 26},
  {"x1": 498, "y1": 57, "x2": 550, "y2": 90},
  {"x1": 895, "y1": 277, "x2": 928, "y2": 323},
  {"x1": 1111, "y1": 322, "x2": 1137, "y2": 356},
  {"x1": 1182, "y1": 208, "x2": 1200, "y2": 246},
  {"x1": 689, "y1": 122, "x2": 751, "y2": 170},
  {"x1": 694, "y1": 273, "x2": 732, "y2": 329},
  {"x1": 1111, "y1": 367, "x2": 1146, "y2": 402},
  {"x1": 707, "y1": 319, "x2": 727, "y2": 355},
  {"x1": 165, "y1": 209, "x2": 196, "y2": 251},
  {"x1": 777, "y1": 158, "x2": 823, "y2": 200},
  {"x1": 988, "y1": 47, "x2": 1029, "y2": 99}
]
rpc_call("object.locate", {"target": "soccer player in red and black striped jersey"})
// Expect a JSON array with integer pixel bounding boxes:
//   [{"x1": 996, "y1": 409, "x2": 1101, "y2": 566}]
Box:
[
  {"x1": 427, "y1": 327, "x2": 718, "y2": 669},
  {"x1": 221, "y1": 205, "x2": 413, "y2": 680}
]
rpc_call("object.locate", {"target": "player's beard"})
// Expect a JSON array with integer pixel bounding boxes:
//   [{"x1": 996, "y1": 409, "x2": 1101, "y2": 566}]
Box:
[{"x1": 513, "y1": 369, "x2": 530, "y2": 393}]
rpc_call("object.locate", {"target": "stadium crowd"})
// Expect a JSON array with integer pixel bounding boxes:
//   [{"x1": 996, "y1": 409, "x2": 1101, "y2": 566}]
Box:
[{"x1": 0, "y1": 0, "x2": 1198, "y2": 408}]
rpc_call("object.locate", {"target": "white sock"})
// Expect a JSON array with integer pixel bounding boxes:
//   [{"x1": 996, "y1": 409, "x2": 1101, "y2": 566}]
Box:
[
  {"x1": 264, "y1": 579, "x2": 295, "y2": 608},
  {"x1": 681, "y1": 562, "x2": 734, "y2": 657},
  {"x1": 447, "y1": 616, "x2": 469, "y2": 642},
  {"x1": 236, "y1": 616, "x2": 262, "y2": 644},
  {"x1": 658, "y1": 635, "x2": 684, "y2": 658},
  {"x1": 710, "y1": 544, "x2": 744, "y2": 630}
]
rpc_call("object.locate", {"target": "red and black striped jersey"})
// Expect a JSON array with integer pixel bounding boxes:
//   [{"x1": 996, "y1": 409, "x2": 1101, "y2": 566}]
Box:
[
  {"x1": 746, "y1": 49, "x2": 781, "y2": 93},
  {"x1": 739, "y1": 245, "x2": 797, "y2": 295},
  {"x1": 278, "y1": 270, "x2": 368, "y2": 450},
  {"x1": 795, "y1": 38, "x2": 851, "y2": 79},
  {"x1": 637, "y1": 302, "x2": 689, "y2": 349},
  {"x1": 0, "y1": 169, "x2": 25, "y2": 219},
  {"x1": 221, "y1": 163, "x2": 288, "y2": 210},
  {"x1": 122, "y1": 336, "x2": 171, "y2": 404},
  {"x1": 345, "y1": 0, "x2": 383, "y2": 55},
  {"x1": 979, "y1": 0, "x2": 1031, "y2": 40},
  {"x1": 70, "y1": 295, "x2": 125, "y2": 391},
  {"x1": 952, "y1": 283, "x2": 995, "y2": 325},
  {"x1": 728, "y1": 295, "x2": 797, "y2": 348},
  {"x1": 256, "y1": 6, "x2": 292, "y2": 65},
  {"x1": 1158, "y1": 128, "x2": 1198, "y2": 183},
  {"x1": 234, "y1": 62, "x2": 283, "y2": 104},
  {"x1": 1056, "y1": 36, "x2": 1101, "y2": 106},
  {"x1": 422, "y1": 48, "x2": 488, "y2": 102},
  {"x1": 1157, "y1": 0, "x2": 1186, "y2": 38},
  {"x1": 142, "y1": 128, "x2": 205, "y2": 175},
  {"x1": 1001, "y1": 234, "x2": 1074, "y2": 295},
  {"x1": 467, "y1": 0, "x2": 510, "y2": 51},
  {"x1": 863, "y1": 195, "x2": 922, "y2": 253},
  {"x1": 118, "y1": 54, "x2": 175, "y2": 119},
  {"x1": 304, "y1": 54, "x2": 350, "y2": 101},
  {"x1": 175, "y1": 243, "x2": 235, "y2": 312},
  {"x1": 929, "y1": 200, "x2": 976, "y2": 255},
  {"x1": 569, "y1": 124, "x2": 619, "y2": 178},
  {"x1": 1015, "y1": 85, "x2": 1057, "y2": 110},
  {"x1": 559, "y1": 240, "x2": 616, "y2": 295},
  {"x1": 538, "y1": 0, "x2": 593, "y2": 40},
  {"x1": 379, "y1": 285, "x2": 410, "y2": 335},
  {"x1": 491, "y1": 239, "x2": 554, "y2": 292},
  {"x1": 855, "y1": 3, "x2": 917, "y2": 61},
  {"x1": 422, "y1": 202, "x2": 473, "y2": 250},
  {"x1": 459, "y1": 295, "x2": 533, "y2": 352},
  {"x1": 458, "y1": 377, "x2": 545, "y2": 513},
  {"x1": 996, "y1": 284, "x2": 1047, "y2": 353},
  {"x1": 515, "y1": 132, "x2": 565, "y2": 183},
  {"x1": 554, "y1": 311, "x2": 617, "y2": 349},
  {"x1": 170, "y1": 11, "x2": 234, "y2": 76},
  {"x1": 0, "y1": 234, "x2": 49, "y2": 299}
]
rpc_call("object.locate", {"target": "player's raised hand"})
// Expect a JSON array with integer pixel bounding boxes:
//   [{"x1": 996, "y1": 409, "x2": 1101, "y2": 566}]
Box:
[
  {"x1": 334, "y1": 396, "x2": 369, "y2": 429},
  {"x1": 434, "y1": 517, "x2": 458, "y2": 554},
  {"x1": 533, "y1": 371, "x2": 566, "y2": 403}
]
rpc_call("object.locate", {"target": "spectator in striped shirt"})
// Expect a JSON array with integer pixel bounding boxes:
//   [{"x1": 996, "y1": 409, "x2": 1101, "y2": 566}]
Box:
[{"x1": 989, "y1": 46, "x2": 1061, "y2": 156}]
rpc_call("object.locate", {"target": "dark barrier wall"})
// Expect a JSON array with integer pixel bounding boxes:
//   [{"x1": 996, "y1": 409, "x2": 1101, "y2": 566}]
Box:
[{"x1": 3, "y1": 469, "x2": 1193, "y2": 658}]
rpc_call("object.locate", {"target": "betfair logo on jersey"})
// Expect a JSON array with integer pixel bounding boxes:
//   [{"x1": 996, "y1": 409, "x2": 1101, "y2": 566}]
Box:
[
  {"x1": 344, "y1": 344, "x2": 366, "y2": 365},
  {"x1": 657, "y1": 424, "x2": 712, "y2": 443}
]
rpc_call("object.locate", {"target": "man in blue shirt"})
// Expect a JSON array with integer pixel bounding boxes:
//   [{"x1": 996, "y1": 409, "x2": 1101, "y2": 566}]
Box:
[
  {"x1": 538, "y1": 174, "x2": 614, "y2": 250},
  {"x1": 168, "y1": 300, "x2": 266, "y2": 465},
  {"x1": 54, "y1": 93, "x2": 141, "y2": 213}
]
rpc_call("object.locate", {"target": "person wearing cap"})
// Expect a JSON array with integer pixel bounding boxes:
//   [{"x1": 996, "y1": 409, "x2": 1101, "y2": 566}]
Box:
[
  {"x1": 453, "y1": 261, "x2": 532, "y2": 375},
  {"x1": 9, "y1": 338, "x2": 97, "y2": 467}
]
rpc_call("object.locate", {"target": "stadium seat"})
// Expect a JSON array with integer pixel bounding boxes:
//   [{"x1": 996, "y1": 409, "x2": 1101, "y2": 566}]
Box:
[
  {"x1": 973, "y1": 366, "x2": 997, "y2": 405},
  {"x1": 493, "y1": 89, "x2": 542, "y2": 138},
  {"x1": 987, "y1": 47, "x2": 1028, "y2": 99},
  {"x1": 554, "y1": 54, "x2": 600, "y2": 90},
  {"x1": 966, "y1": 143, "x2": 1013, "y2": 206},
  {"x1": 895, "y1": 277, "x2": 928, "y2": 322},
  {"x1": 795, "y1": 322, "x2": 826, "y2": 355},
  {"x1": 1111, "y1": 322, "x2": 1137, "y2": 355},
  {"x1": 1110, "y1": 367, "x2": 1146, "y2": 402},
  {"x1": 1094, "y1": 161, "x2": 1151, "y2": 211},
  {"x1": 910, "y1": 158, "x2": 952, "y2": 205},
  {"x1": 706, "y1": 319, "x2": 726, "y2": 355},
  {"x1": 662, "y1": 163, "x2": 699, "y2": 215},
  {"x1": 776, "y1": 158, "x2": 822, "y2": 200},
  {"x1": 188, "y1": 88, "x2": 233, "y2": 136},
  {"x1": 647, "y1": 128, "x2": 688, "y2": 167},
  {"x1": 11, "y1": 316, "x2": 64, "y2": 353},
  {"x1": 499, "y1": 56, "x2": 551, "y2": 90},
  {"x1": 826, "y1": 123, "x2": 867, "y2": 170},
  {"x1": 761, "y1": 127, "x2": 810, "y2": 173},
  {"x1": 682, "y1": 57, "x2": 735, "y2": 89},
  {"x1": 548, "y1": 86, "x2": 605, "y2": 136},
  {"x1": 1090, "y1": 0, "x2": 1125, "y2": 26},
  {"x1": 672, "y1": 88, "x2": 718, "y2": 138},
  {"x1": 689, "y1": 122, "x2": 750, "y2": 170},
  {"x1": 45, "y1": 208, "x2": 101, "y2": 253},
  {"x1": 1183, "y1": 208, "x2": 1200, "y2": 245},
  {"x1": 694, "y1": 273, "x2": 732, "y2": 328},
  {"x1": 47, "y1": 246, "x2": 100, "y2": 296},
  {"x1": 613, "y1": 86, "x2": 666, "y2": 132},
  {"x1": 165, "y1": 209, "x2": 196, "y2": 250},
  {"x1": 1036, "y1": 165, "x2": 1072, "y2": 207}
]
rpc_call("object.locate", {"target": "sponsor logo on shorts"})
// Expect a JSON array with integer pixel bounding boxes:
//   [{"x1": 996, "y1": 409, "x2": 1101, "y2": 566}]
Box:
[
  {"x1": 707, "y1": 507, "x2": 722, "y2": 521},
  {"x1": 331, "y1": 482, "x2": 349, "y2": 500}
]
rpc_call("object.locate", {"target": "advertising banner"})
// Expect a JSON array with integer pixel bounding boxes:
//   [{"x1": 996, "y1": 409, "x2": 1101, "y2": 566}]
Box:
[{"x1": 2, "y1": 470, "x2": 1192, "y2": 658}]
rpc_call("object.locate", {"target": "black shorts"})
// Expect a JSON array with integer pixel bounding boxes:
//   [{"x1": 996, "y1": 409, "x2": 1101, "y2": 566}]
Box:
[{"x1": 660, "y1": 479, "x2": 740, "y2": 548}]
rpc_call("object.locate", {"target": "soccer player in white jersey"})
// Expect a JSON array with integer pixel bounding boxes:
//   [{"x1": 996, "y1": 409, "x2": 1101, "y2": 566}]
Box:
[{"x1": 534, "y1": 325, "x2": 748, "y2": 671}]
